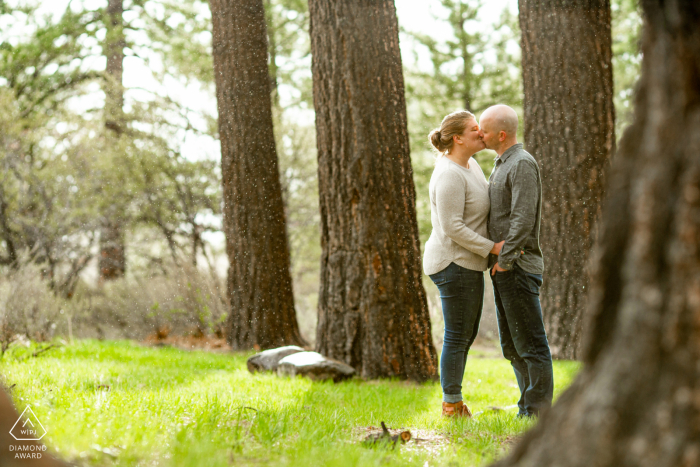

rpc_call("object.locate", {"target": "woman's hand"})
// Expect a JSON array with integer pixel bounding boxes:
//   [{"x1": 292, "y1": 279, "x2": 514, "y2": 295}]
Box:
[{"x1": 490, "y1": 240, "x2": 505, "y2": 255}]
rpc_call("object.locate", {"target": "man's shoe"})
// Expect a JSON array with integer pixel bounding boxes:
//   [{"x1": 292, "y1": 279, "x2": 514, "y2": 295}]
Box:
[{"x1": 442, "y1": 401, "x2": 472, "y2": 418}]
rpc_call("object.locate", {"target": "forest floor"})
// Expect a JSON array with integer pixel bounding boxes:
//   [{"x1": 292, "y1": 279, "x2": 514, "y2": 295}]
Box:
[{"x1": 0, "y1": 340, "x2": 579, "y2": 467}]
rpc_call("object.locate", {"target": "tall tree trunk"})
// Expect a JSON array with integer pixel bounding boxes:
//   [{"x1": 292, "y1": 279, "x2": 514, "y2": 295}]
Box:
[
  {"x1": 1, "y1": 385, "x2": 68, "y2": 467},
  {"x1": 519, "y1": 0, "x2": 615, "y2": 359},
  {"x1": 210, "y1": 0, "x2": 305, "y2": 349},
  {"x1": 493, "y1": 1, "x2": 700, "y2": 465},
  {"x1": 99, "y1": 0, "x2": 126, "y2": 281},
  {"x1": 309, "y1": 0, "x2": 438, "y2": 381}
]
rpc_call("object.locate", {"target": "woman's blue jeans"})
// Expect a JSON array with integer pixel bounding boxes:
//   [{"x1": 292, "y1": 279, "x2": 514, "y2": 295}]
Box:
[{"x1": 430, "y1": 262, "x2": 484, "y2": 403}]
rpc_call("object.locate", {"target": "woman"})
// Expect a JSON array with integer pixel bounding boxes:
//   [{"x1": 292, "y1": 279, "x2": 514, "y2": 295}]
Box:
[{"x1": 424, "y1": 110, "x2": 503, "y2": 417}]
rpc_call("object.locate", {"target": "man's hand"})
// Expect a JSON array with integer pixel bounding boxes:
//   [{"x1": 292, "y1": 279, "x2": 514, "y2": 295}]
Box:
[{"x1": 491, "y1": 262, "x2": 507, "y2": 276}]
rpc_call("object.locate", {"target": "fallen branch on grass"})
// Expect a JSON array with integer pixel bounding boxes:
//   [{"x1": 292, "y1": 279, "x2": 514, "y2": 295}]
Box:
[
  {"x1": 363, "y1": 422, "x2": 411, "y2": 448},
  {"x1": 18, "y1": 343, "x2": 61, "y2": 362}
]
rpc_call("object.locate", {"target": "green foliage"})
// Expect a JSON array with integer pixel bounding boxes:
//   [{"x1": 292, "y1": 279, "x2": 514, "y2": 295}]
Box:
[
  {"x1": 136, "y1": 0, "x2": 214, "y2": 84},
  {"x1": 0, "y1": 87, "x2": 101, "y2": 289},
  {"x1": 0, "y1": 0, "x2": 222, "y2": 283},
  {"x1": 0, "y1": 4, "x2": 108, "y2": 289},
  {"x1": 0, "y1": 3, "x2": 102, "y2": 118},
  {"x1": 404, "y1": 1, "x2": 522, "y2": 117},
  {"x1": 264, "y1": 0, "x2": 312, "y2": 108},
  {"x1": 611, "y1": 0, "x2": 642, "y2": 138},
  {"x1": 1, "y1": 339, "x2": 581, "y2": 466}
]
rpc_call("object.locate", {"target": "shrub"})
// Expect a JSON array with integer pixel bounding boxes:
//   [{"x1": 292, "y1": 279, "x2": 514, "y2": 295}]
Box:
[
  {"x1": 0, "y1": 257, "x2": 228, "y2": 350},
  {"x1": 0, "y1": 262, "x2": 63, "y2": 355},
  {"x1": 73, "y1": 261, "x2": 228, "y2": 341}
]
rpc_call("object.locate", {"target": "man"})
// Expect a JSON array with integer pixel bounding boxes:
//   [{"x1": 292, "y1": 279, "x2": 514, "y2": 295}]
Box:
[{"x1": 478, "y1": 104, "x2": 553, "y2": 417}]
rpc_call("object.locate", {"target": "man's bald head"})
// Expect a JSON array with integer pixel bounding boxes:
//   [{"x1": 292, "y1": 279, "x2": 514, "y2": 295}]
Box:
[
  {"x1": 480, "y1": 105, "x2": 518, "y2": 135},
  {"x1": 478, "y1": 105, "x2": 519, "y2": 154}
]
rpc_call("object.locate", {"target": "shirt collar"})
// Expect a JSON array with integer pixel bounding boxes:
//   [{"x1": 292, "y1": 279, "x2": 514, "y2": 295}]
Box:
[{"x1": 494, "y1": 143, "x2": 523, "y2": 164}]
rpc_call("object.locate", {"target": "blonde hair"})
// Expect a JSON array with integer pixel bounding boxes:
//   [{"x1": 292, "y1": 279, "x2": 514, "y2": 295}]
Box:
[{"x1": 428, "y1": 110, "x2": 476, "y2": 155}]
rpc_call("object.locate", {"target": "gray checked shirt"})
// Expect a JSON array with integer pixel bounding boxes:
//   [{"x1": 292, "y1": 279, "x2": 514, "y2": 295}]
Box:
[{"x1": 487, "y1": 143, "x2": 544, "y2": 274}]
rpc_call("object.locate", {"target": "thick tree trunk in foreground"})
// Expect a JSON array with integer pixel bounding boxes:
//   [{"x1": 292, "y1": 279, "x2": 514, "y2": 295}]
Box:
[
  {"x1": 210, "y1": 0, "x2": 305, "y2": 349},
  {"x1": 0, "y1": 385, "x2": 67, "y2": 467},
  {"x1": 519, "y1": 0, "x2": 615, "y2": 359},
  {"x1": 309, "y1": 0, "x2": 438, "y2": 381},
  {"x1": 494, "y1": 1, "x2": 700, "y2": 465},
  {"x1": 99, "y1": 0, "x2": 126, "y2": 281}
]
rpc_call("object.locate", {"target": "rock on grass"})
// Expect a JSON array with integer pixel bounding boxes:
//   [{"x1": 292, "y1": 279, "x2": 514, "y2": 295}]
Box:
[
  {"x1": 246, "y1": 346, "x2": 305, "y2": 373},
  {"x1": 277, "y1": 351, "x2": 355, "y2": 382}
]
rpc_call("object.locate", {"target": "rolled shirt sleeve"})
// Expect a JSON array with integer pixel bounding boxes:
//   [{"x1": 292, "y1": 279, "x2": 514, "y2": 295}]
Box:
[
  {"x1": 435, "y1": 170, "x2": 495, "y2": 258},
  {"x1": 498, "y1": 159, "x2": 539, "y2": 269}
]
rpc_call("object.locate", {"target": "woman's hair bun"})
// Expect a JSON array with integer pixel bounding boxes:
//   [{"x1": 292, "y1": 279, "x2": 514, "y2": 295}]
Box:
[{"x1": 429, "y1": 128, "x2": 444, "y2": 151}]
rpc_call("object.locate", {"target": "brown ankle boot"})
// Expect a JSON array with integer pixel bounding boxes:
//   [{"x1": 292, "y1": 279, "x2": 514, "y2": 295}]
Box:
[{"x1": 442, "y1": 400, "x2": 472, "y2": 418}]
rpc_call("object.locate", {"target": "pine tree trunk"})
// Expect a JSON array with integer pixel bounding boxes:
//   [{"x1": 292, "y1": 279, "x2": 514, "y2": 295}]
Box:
[
  {"x1": 493, "y1": 1, "x2": 700, "y2": 465},
  {"x1": 99, "y1": 0, "x2": 126, "y2": 281},
  {"x1": 309, "y1": 0, "x2": 438, "y2": 381},
  {"x1": 519, "y1": 0, "x2": 615, "y2": 359},
  {"x1": 210, "y1": 0, "x2": 305, "y2": 350}
]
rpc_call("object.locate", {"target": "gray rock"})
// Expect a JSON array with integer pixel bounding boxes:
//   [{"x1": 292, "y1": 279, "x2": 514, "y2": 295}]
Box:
[
  {"x1": 246, "y1": 346, "x2": 305, "y2": 373},
  {"x1": 277, "y1": 351, "x2": 355, "y2": 382}
]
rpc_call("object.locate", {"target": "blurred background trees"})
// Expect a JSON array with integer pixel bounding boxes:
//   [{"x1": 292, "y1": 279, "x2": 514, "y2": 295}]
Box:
[{"x1": 0, "y1": 0, "x2": 642, "y2": 355}]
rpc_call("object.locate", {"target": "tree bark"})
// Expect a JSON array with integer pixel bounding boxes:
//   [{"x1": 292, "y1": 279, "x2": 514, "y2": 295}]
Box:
[
  {"x1": 1, "y1": 385, "x2": 68, "y2": 467},
  {"x1": 99, "y1": 0, "x2": 126, "y2": 281},
  {"x1": 210, "y1": 0, "x2": 305, "y2": 350},
  {"x1": 519, "y1": 0, "x2": 615, "y2": 359},
  {"x1": 309, "y1": 0, "x2": 438, "y2": 381},
  {"x1": 493, "y1": 1, "x2": 700, "y2": 465}
]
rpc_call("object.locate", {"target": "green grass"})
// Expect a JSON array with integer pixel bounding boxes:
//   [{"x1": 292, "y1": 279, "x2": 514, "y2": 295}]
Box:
[{"x1": 1, "y1": 340, "x2": 580, "y2": 466}]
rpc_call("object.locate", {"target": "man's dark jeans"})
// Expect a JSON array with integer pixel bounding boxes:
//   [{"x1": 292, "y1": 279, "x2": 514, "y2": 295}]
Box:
[
  {"x1": 430, "y1": 262, "x2": 483, "y2": 403},
  {"x1": 491, "y1": 263, "x2": 553, "y2": 416}
]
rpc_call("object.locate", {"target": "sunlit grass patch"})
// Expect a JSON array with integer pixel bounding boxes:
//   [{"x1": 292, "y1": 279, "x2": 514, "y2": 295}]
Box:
[{"x1": 1, "y1": 339, "x2": 580, "y2": 467}]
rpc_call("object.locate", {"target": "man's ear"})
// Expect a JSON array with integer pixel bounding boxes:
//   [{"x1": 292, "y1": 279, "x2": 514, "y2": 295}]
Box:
[{"x1": 499, "y1": 131, "x2": 507, "y2": 142}]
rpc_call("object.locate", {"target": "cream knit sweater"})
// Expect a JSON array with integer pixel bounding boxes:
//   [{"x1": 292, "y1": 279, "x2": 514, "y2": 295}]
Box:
[{"x1": 423, "y1": 156, "x2": 494, "y2": 275}]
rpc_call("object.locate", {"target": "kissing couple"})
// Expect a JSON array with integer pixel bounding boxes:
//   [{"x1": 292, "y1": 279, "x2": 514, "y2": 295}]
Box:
[{"x1": 423, "y1": 105, "x2": 554, "y2": 419}]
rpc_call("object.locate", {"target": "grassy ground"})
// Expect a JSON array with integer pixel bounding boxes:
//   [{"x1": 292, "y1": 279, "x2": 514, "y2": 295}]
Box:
[{"x1": 0, "y1": 340, "x2": 580, "y2": 467}]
